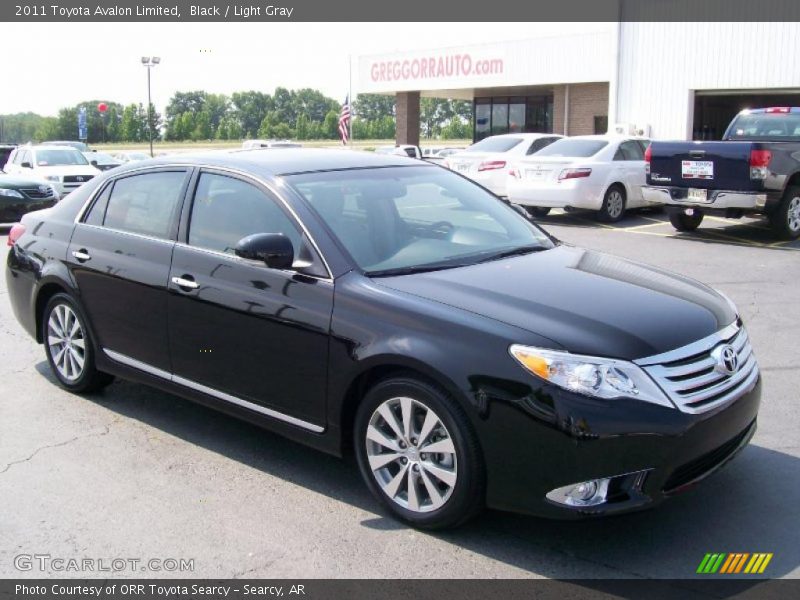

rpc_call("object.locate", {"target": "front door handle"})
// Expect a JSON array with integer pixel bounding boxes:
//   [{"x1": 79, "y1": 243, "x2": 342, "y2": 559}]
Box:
[
  {"x1": 71, "y1": 249, "x2": 91, "y2": 262},
  {"x1": 171, "y1": 275, "x2": 199, "y2": 290}
]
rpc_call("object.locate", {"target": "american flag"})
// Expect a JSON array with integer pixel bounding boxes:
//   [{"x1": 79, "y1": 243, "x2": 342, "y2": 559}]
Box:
[{"x1": 338, "y1": 96, "x2": 351, "y2": 145}]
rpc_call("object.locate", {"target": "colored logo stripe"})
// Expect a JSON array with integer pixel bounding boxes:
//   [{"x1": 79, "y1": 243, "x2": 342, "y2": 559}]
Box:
[{"x1": 697, "y1": 553, "x2": 773, "y2": 574}]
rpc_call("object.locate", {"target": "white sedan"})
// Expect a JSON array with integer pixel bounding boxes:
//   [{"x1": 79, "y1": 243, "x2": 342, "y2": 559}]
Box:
[
  {"x1": 507, "y1": 135, "x2": 656, "y2": 222},
  {"x1": 444, "y1": 133, "x2": 562, "y2": 198}
]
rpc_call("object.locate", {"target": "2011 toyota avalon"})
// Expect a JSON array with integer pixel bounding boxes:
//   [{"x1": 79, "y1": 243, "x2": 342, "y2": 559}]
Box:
[{"x1": 5, "y1": 149, "x2": 761, "y2": 529}]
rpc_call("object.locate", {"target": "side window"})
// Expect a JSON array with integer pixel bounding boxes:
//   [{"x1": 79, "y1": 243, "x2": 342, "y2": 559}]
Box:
[
  {"x1": 188, "y1": 172, "x2": 301, "y2": 255},
  {"x1": 614, "y1": 141, "x2": 645, "y2": 161},
  {"x1": 526, "y1": 137, "x2": 558, "y2": 155},
  {"x1": 103, "y1": 171, "x2": 186, "y2": 239},
  {"x1": 19, "y1": 150, "x2": 30, "y2": 165},
  {"x1": 83, "y1": 183, "x2": 113, "y2": 226}
]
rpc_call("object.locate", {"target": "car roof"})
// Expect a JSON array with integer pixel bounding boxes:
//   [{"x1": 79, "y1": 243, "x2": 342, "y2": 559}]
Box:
[{"x1": 114, "y1": 147, "x2": 429, "y2": 177}]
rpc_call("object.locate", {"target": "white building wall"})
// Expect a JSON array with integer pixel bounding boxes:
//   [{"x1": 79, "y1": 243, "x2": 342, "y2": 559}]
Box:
[{"x1": 617, "y1": 22, "x2": 800, "y2": 140}]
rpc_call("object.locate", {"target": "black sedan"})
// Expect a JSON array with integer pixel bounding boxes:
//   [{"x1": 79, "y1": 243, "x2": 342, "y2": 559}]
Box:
[
  {"x1": 5, "y1": 149, "x2": 761, "y2": 529},
  {"x1": 0, "y1": 171, "x2": 58, "y2": 224}
]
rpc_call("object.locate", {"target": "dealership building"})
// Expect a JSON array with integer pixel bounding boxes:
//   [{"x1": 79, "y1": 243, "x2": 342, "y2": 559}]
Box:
[{"x1": 356, "y1": 22, "x2": 800, "y2": 144}]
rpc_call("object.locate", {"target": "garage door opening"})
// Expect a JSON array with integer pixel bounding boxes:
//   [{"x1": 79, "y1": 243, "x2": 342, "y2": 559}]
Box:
[{"x1": 693, "y1": 90, "x2": 800, "y2": 140}]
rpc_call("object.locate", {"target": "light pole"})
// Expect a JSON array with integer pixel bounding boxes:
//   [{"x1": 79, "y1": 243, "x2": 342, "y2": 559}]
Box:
[{"x1": 141, "y1": 56, "x2": 161, "y2": 157}]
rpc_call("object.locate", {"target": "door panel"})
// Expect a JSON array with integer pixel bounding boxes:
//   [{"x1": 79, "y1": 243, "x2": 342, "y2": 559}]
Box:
[
  {"x1": 168, "y1": 247, "x2": 333, "y2": 425},
  {"x1": 68, "y1": 225, "x2": 174, "y2": 369}
]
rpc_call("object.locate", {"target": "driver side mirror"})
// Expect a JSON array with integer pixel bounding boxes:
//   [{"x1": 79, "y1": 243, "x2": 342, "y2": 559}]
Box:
[
  {"x1": 20, "y1": 161, "x2": 32, "y2": 169},
  {"x1": 234, "y1": 233, "x2": 294, "y2": 269},
  {"x1": 91, "y1": 160, "x2": 98, "y2": 166}
]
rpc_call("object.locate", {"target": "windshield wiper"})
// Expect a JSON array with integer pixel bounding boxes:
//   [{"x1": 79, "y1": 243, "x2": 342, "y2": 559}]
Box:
[
  {"x1": 367, "y1": 262, "x2": 468, "y2": 277},
  {"x1": 474, "y1": 244, "x2": 549, "y2": 264}
]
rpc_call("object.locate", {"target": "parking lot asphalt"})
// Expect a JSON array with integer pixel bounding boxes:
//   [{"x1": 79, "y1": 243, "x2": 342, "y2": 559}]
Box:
[{"x1": 1, "y1": 210, "x2": 798, "y2": 582}]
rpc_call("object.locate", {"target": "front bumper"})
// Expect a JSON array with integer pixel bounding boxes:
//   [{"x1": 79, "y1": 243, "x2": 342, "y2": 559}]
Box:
[
  {"x1": 478, "y1": 369, "x2": 761, "y2": 519},
  {"x1": 642, "y1": 185, "x2": 768, "y2": 211}
]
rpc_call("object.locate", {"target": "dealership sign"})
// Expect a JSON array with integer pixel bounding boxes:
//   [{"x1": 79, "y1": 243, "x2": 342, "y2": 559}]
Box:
[{"x1": 368, "y1": 53, "x2": 504, "y2": 84}]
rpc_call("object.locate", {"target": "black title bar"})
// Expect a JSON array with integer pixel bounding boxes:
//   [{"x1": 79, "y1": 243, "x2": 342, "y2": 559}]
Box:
[{"x1": 2, "y1": 0, "x2": 800, "y2": 22}]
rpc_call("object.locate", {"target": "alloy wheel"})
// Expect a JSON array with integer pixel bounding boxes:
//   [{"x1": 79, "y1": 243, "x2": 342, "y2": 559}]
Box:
[
  {"x1": 607, "y1": 190, "x2": 624, "y2": 220},
  {"x1": 788, "y1": 196, "x2": 800, "y2": 233},
  {"x1": 365, "y1": 396, "x2": 457, "y2": 513},
  {"x1": 47, "y1": 304, "x2": 86, "y2": 382}
]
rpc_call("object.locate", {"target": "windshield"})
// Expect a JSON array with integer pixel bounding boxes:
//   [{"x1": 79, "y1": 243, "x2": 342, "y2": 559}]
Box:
[
  {"x1": 35, "y1": 148, "x2": 90, "y2": 166},
  {"x1": 534, "y1": 139, "x2": 608, "y2": 158},
  {"x1": 287, "y1": 165, "x2": 554, "y2": 276},
  {"x1": 726, "y1": 113, "x2": 800, "y2": 139},
  {"x1": 465, "y1": 137, "x2": 523, "y2": 153}
]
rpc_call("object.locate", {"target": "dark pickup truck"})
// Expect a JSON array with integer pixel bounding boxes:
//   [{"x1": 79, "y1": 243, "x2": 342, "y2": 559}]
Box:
[{"x1": 643, "y1": 107, "x2": 800, "y2": 240}]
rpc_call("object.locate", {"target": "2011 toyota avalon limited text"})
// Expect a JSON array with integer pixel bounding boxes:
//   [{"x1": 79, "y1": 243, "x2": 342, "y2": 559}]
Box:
[{"x1": 5, "y1": 149, "x2": 761, "y2": 529}]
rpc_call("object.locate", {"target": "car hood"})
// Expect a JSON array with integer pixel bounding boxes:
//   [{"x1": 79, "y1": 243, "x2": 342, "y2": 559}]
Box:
[
  {"x1": 374, "y1": 245, "x2": 735, "y2": 361},
  {"x1": 0, "y1": 173, "x2": 51, "y2": 189}
]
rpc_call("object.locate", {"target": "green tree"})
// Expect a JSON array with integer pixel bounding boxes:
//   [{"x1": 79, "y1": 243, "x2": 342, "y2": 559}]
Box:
[
  {"x1": 295, "y1": 113, "x2": 309, "y2": 140},
  {"x1": 192, "y1": 110, "x2": 212, "y2": 141},
  {"x1": 34, "y1": 117, "x2": 60, "y2": 141},
  {"x1": 120, "y1": 104, "x2": 141, "y2": 141},
  {"x1": 232, "y1": 90, "x2": 274, "y2": 138},
  {"x1": 353, "y1": 94, "x2": 395, "y2": 121},
  {"x1": 322, "y1": 110, "x2": 339, "y2": 139},
  {"x1": 257, "y1": 111, "x2": 280, "y2": 138}
]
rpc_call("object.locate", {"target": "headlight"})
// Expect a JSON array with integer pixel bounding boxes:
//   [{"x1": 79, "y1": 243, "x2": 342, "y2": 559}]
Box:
[
  {"x1": 509, "y1": 344, "x2": 673, "y2": 408},
  {"x1": 0, "y1": 188, "x2": 24, "y2": 198},
  {"x1": 44, "y1": 175, "x2": 60, "y2": 182}
]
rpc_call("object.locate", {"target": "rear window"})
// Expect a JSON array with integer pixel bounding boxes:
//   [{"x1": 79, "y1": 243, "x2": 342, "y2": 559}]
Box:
[
  {"x1": 727, "y1": 113, "x2": 800, "y2": 139},
  {"x1": 465, "y1": 137, "x2": 523, "y2": 153},
  {"x1": 535, "y1": 139, "x2": 608, "y2": 158}
]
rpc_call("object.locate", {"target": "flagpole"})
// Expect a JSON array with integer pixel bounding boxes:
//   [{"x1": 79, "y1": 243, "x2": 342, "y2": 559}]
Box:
[{"x1": 348, "y1": 54, "x2": 353, "y2": 148}]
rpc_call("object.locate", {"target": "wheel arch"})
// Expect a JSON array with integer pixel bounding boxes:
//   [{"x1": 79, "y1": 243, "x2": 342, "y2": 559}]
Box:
[{"x1": 336, "y1": 355, "x2": 473, "y2": 455}]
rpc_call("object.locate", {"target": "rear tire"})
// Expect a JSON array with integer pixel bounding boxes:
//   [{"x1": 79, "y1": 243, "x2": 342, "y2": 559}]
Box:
[
  {"x1": 598, "y1": 185, "x2": 626, "y2": 223},
  {"x1": 525, "y1": 207, "x2": 551, "y2": 218},
  {"x1": 669, "y1": 209, "x2": 704, "y2": 232},
  {"x1": 354, "y1": 375, "x2": 485, "y2": 530},
  {"x1": 43, "y1": 293, "x2": 114, "y2": 393},
  {"x1": 768, "y1": 185, "x2": 800, "y2": 240}
]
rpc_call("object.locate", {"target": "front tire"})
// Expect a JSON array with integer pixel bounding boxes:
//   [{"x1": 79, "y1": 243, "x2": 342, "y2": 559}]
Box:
[
  {"x1": 354, "y1": 375, "x2": 485, "y2": 530},
  {"x1": 669, "y1": 209, "x2": 704, "y2": 232},
  {"x1": 768, "y1": 185, "x2": 800, "y2": 240},
  {"x1": 598, "y1": 185, "x2": 626, "y2": 223},
  {"x1": 525, "y1": 207, "x2": 551, "y2": 218},
  {"x1": 43, "y1": 293, "x2": 114, "y2": 393}
]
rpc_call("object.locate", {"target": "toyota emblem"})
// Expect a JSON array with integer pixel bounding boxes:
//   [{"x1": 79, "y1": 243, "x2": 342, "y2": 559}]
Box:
[
  {"x1": 38, "y1": 185, "x2": 49, "y2": 193},
  {"x1": 712, "y1": 344, "x2": 739, "y2": 375},
  {"x1": 76, "y1": 176, "x2": 84, "y2": 182}
]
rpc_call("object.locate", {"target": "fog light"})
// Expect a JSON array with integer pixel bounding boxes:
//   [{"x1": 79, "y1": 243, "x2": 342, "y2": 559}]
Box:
[{"x1": 546, "y1": 477, "x2": 610, "y2": 507}]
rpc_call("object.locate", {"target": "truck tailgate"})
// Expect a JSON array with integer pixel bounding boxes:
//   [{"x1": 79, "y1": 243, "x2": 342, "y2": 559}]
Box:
[{"x1": 648, "y1": 141, "x2": 759, "y2": 191}]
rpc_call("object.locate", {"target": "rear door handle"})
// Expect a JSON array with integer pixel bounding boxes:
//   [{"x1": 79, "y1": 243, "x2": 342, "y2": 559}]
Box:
[
  {"x1": 171, "y1": 275, "x2": 199, "y2": 290},
  {"x1": 71, "y1": 249, "x2": 91, "y2": 262}
]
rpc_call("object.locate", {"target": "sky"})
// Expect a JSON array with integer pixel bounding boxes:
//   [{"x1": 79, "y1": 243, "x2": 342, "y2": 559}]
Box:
[{"x1": 3, "y1": 22, "x2": 610, "y2": 116}]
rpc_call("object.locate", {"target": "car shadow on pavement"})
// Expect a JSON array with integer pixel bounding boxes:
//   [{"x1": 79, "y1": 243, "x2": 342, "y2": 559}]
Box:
[{"x1": 34, "y1": 362, "x2": 800, "y2": 580}]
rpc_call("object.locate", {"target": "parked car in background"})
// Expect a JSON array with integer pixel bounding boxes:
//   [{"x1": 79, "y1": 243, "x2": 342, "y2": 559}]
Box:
[
  {"x1": 0, "y1": 145, "x2": 17, "y2": 167},
  {"x1": 0, "y1": 168, "x2": 58, "y2": 224},
  {"x1": 83, "y1": 152, "x2": 122, "y2": 172},
  {"x1": 242, "y1": 139, "x2": 303, "y2": 149},
  {"x1": 374, "y1": 144, "x2": 424, "y2": 159},
  {"x1": 507, "y1": 135, "x2": 654, "y2": 222},
  {"x1": 444, "y1": 133, "x2": 563, "y2": 198},
  {"x1": 45, "y1": 141, "x2": 89, "y2": 152},
  {"x1": 4, "y1": 145, "x2": 100, "y2": 197},
  {"x1": 643, "y1": 107, "x2": 800, "y2": 239},
  {"x1": 112, "y1": 151, "x2": 152, "y2": 163},
  {"x1": 5, "y1": 148, "x2": 760, "y2": 529}
]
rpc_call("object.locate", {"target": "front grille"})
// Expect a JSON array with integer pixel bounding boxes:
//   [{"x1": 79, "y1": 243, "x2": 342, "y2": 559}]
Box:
[
  {"x1": 636, "y1": 322, "x2": 759, "y2": 414},
  {"x1": 63, "y1": 175, "x2": 94, "y2": 183},
  {"x1": 663, "y1": 420, "x2": 755, "y2": 493},
  {"x1": 20, "y1": 187, "x2": 55, "y2": 200}
]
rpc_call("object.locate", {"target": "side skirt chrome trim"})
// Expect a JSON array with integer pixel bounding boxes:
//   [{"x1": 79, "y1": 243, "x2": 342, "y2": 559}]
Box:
[{"x1": 102, "y1": 348, "x2": 325, "y2": 434}]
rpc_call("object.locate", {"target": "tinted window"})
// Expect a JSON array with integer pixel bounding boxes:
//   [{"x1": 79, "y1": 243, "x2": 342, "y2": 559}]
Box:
[
  {"x1": 34, "y1": 149, "x2": 89, "y2": 166},
  {"x1": 728, "y1": 113, "x2": 800, "y2": 138},
  {"x1": 535, "y1": 139, "x2": 608, "y2": 158},
  {"x1": 84, "y1": 183, "x2": 113, "y2": 226},
  {"x1": 614, "y1": 141, "x2": 645, "y2": 161},
  {"x1": 290, "y1": 166, "x2": 553, "y2": 275},
  {"x1": 188, "y1": 172, "x2": 301, "y2": 255},
  {"x1": 526, "y1": 137, "x2": 558, "y2": 155},
  {"x1": 465, "y1": 136, "x2": 523, "y2": 153},
  {"x1": 103, "y1": 171, "x2": 186, "y2": 239}
]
